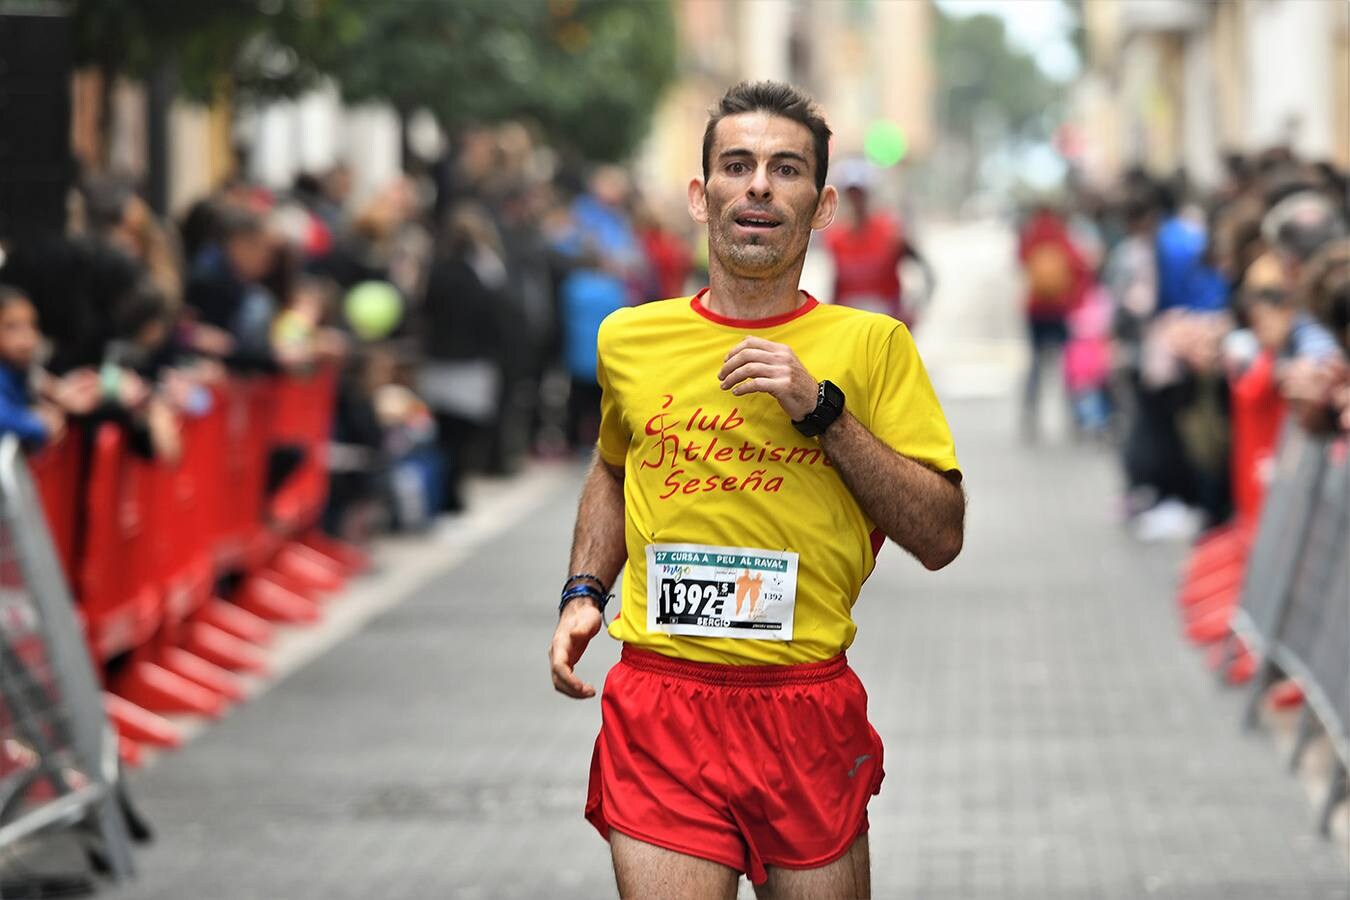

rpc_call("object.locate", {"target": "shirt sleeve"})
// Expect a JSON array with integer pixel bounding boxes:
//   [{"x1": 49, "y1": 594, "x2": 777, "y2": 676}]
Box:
[
  {"x1": 1290, "y1": 317, "x2": 1344, "y2": 363},
  {"x1": 594, "y1": 319, "x2": 630, "y2": 467},
  {"x1": 0, "y1": 398, "x2": 49, "y2": 446},
  {"x1": 864, "y1": 324, "x2": 961, "y2": 477}
]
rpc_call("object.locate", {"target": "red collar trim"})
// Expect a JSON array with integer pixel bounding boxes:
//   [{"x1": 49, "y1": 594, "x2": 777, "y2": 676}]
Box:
[{"x1": 689, "y1": 288, "x2": 819, "y2": 328}]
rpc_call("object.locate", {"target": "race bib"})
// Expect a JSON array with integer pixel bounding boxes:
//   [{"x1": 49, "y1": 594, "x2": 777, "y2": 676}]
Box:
[{"x1": 646, "y1": 544, "x2": 798, "y2": 640}]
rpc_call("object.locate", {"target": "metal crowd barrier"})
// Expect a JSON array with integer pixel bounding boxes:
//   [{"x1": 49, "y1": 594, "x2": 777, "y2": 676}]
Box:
[
  {"x1": 1229, "y1": 427, "x2": 1350, "y2": 836},
  {"x1": 1229, "y1": 425, "x2": 1329, "y2": 688},
  {"x1": 0, "y1": 435, "x2": 134, "y2": 882}
]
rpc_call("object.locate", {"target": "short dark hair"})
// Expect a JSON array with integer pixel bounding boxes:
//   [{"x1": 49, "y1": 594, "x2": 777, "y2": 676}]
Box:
[
  {"x1": 0, "y1": 284, "x2": 31, "y2": 314},
  {"x1": 112, "y1": 279, "x2": 170, "y2": 340},
  {"x1": 702, "y1": 81, "x2": 832, "y2": 193},
  {"x1": 216, "y1": 203, "x2": 265, "y2": 242},
  {"x1": 82, "y1": 176, "x2": 135, "y2": 234}
]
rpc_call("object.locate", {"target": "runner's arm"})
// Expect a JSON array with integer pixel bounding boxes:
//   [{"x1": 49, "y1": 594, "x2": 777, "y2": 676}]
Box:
[
  {"x1": 900, "y1": 241, "x2": 937, "y2": 305},
  {"x1": 549, "y1": 455, "x2": 626, "y2": 699},
  {"x1": 720, "y1": 336, "x2": 964, "y2": 571},
  {"x1": 817, "y1": 411, "x2": 964, "y2": 570}
]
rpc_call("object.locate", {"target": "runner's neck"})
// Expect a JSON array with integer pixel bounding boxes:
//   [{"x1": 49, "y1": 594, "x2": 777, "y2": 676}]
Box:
[{"x1": 702, "y1": 275, "x2": 808, "y2": 322}]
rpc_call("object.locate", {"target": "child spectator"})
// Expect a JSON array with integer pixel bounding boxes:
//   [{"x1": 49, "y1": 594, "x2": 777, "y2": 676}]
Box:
[
  {"x1": 186, "y1": 204, "x2": 281, "y2": 372},
  {"x1": 374, "y1": 380, "x2": 442, "y2": 532},
  {"x1": 272, "y1": 274, "x2": 345, "y2": 372},
  {"x1": 1063, "y1": 284, "x2": 1115, "y2": 438},
  {"x1": 100, "y1": 281, "x2": 186, "y2": 463},
  {"x1": 0, "y1": 285, "x2": 64, "y2": 447}
]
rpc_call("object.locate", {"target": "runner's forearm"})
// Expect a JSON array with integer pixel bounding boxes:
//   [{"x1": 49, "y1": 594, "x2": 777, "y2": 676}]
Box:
[
  {"x1": 566, "y1": 455, "x2": 629, "y2": 601},
  {"x1": 818, "y1": 411, "x2": 964, "y2": 570}
]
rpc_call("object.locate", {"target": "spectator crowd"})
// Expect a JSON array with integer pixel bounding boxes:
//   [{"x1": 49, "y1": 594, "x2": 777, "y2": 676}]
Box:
[
  {"x1": 0, "y1": 122, "x2": 698, "y2": 541},
  {"x1": 7, "y1": 122, "x2": 1344, "y2": 557},
  {"x1": 1017, "y1": 149, "x2": 1349, "y2": 542}
]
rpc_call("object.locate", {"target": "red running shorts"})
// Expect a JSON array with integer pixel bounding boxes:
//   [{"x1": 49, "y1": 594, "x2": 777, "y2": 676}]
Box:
[{"x1": 585, "y1": 645, "x2": 885, "y2": 885}]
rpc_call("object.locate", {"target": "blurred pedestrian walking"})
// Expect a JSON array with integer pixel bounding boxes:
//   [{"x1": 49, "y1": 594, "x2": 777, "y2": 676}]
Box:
[{"x1": 1017, "y1": 203, "x2": 1088, "y2": 441}]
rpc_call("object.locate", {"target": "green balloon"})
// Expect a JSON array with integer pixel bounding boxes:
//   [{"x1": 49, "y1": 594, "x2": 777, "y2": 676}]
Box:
[
  {"x1": 864, "y1": 120, "x2": 908, "y2": 168},
  {"x1": 344, "y1": 281, "x2": 403, "y2": 341}
]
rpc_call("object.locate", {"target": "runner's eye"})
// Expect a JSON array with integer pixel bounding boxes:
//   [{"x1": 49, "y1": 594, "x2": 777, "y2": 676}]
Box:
[
  {"x1": 776, "y1": 165, "x2": 798, "y2": 177},
  {"x1": 726, "y1": 162, "x2": 748, "y2": 175}
]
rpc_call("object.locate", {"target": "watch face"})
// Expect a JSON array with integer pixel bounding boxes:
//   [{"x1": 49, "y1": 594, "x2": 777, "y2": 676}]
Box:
[
  {"x1": 821, "y1": 380, "x2": 845, "y2": 410},
  {"x1": 795, "y1": 381, "x2": 844, "y2": 437}
]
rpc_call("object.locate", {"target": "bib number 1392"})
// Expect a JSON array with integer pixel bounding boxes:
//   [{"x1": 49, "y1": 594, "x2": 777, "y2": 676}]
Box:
[
  {"x1": 645, "y1": 543, "x2": 797, "y2": 640},
  {"x1": 657, "y1": 579, "x2": 731, "y2": 620}
]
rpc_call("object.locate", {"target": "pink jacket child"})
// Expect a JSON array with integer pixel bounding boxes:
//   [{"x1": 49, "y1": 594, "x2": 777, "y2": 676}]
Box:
[{"x1": 1064, "y1": 285, "x2": 1113, "y2": 394}]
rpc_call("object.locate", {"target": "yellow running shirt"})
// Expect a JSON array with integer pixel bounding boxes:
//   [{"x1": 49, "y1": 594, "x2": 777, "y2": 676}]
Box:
[{"x1": 596, "y1": 289, "x2": 960, "y2": 665}]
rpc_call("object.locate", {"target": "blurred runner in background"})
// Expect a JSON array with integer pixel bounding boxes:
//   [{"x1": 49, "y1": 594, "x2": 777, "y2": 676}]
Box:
[{"x1": 823, "y1": 169, "x2": 934, "y2": 328}]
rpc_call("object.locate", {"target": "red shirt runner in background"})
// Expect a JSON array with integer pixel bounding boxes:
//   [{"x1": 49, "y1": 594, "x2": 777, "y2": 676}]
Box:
[{"x1": 824, "y1": 212, "x2": 911, "y2": 326}]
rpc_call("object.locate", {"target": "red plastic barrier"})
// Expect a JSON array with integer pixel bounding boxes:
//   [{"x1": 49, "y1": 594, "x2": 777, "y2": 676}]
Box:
[
  {"x1": 29, "y1": 430, "x2": 83, "y2": 586},
  {"x1": 78, "y1": 424, "x2": 161, "y2": 662},
  {"x1": 158, "y1": 404, "x2": 222, "y2": 625},
  {"x1": 216, "y1": 379, "x2": 271, "y2": 570},
  {"x1": 266, "y1": 364, "x2": 338, "y2": 535},
  {"x1": 62, "y1": 368, "x2": 353, "y2": 751},
  {"x1": 1230, "y1": 351, "x2": 1286, "y2": 526},
  {"x1": 1175, "y1": 353, "x2": 1292, "y2": 673}
]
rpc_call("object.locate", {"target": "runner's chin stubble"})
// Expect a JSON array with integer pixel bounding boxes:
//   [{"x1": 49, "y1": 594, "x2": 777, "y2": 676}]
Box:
[{"x1": 710, "y1": 215, "x2": 800, "y2": 276}]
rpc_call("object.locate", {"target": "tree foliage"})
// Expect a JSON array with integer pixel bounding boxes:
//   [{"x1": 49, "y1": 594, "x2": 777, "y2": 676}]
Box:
[
  {"x1": 295, "y1": 0, "x2": 676, "y2": 161},
  {"x1": 933, "y1": 10, "x2": 1063, "y2": 144},
  {"x1": 69, "y1": 0, "x2": 678, "y2": 162},
  {"x1": 70, "y1": 1, "x2": 329, "y2": 100}
]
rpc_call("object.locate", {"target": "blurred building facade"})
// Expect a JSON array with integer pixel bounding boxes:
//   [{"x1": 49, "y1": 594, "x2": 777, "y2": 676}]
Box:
[
  {"x1": 1073, "y1": 0, "x2": 1350, "y2": 189},
  {"x1": 636, "y1": 0, "x2": 935, "y2": 205},
  {"x1": 71, "y1": 71, "x2": 239, "y2": 216},
  {"x1": 71, "y1": 69, "x2": 404, "y2": 217},
  {"x1": 68, "y1": 0, "x2": 939, "y2": 217}
]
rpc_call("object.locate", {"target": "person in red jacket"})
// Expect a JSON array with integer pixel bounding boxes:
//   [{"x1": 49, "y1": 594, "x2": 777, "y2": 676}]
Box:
[{"x1": 1017, "y1": 204, "x2": 1089, "y2": 440}]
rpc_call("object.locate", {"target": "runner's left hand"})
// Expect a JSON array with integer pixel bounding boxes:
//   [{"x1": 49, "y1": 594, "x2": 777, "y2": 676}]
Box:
[
  {"x1": 717, "y1": 336, "x2": 818, "y2": 421},
  {"x1": 550, "y1": 598, "x2": 603, "y2": 699}
]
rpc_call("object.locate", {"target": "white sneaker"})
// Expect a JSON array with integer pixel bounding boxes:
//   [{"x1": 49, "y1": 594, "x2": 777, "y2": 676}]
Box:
[{"x1": 1132, "y1": 499, "x2": 1203, "y2": 543}]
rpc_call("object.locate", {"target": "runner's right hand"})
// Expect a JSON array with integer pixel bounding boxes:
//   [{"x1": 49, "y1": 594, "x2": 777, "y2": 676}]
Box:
[{"x1": 550, "y1": 599, "x2": 604, "y2": 699}]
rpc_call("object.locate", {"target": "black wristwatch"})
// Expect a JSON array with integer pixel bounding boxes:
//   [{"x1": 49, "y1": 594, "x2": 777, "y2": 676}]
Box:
[{"x1": 792, "y1": 380, "x2": 845, "y2": 437}]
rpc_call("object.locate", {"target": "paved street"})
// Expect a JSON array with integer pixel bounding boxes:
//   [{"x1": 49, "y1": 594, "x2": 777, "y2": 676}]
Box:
[{"x1": 105, "y1": 221, "x2": 1349, "y2": 899}]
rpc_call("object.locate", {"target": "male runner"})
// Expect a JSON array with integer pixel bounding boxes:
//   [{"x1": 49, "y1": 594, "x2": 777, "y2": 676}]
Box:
[
  {"x1": 824, "y1": 175, "x2": 936, "y2": 327},
  {"x1": 548, "y1": 81, "x2": 965, "y2": 900}
]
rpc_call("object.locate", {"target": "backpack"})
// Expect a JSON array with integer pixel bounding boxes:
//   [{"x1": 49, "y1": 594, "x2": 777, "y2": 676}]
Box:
[{"x1": 1026, "y1": 243, "x2": 1073, "y2": 302}]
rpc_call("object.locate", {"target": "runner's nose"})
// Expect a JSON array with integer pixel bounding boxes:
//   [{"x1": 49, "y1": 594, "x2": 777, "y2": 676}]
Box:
[{"x1": 747, "y1": 165, "x2": 772, "y2": 201}]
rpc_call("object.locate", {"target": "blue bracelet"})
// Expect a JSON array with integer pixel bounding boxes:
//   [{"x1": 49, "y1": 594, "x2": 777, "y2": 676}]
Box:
[
  {"x1": 559, "y1": 583, "x2": 609, "y2": 615},
  {"x1": 560, "y1": 585, "x2": 604, "y2": 604}
]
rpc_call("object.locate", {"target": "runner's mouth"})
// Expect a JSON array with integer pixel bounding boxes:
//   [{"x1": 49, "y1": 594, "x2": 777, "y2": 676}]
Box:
[{"x1": 733, "y1": 214, "x2": 781, "y2": 230}]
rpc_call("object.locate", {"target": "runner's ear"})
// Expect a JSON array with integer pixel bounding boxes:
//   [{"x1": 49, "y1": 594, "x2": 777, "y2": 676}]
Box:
[
  {"x1": 688, "y1": 177, "x2": 709, "y2": 225},
  {"x1": 811, "y1": 185, "x2": 838, "y2": 232}
]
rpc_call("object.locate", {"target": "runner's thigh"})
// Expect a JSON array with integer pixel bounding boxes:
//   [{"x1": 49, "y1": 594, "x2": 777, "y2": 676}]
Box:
[
  {"x1": 610, "y1": 829, "x2": 740, "y2": 900},
  {"x1": 753, "y1": 833, "x2": 870, "y2": 900}
]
